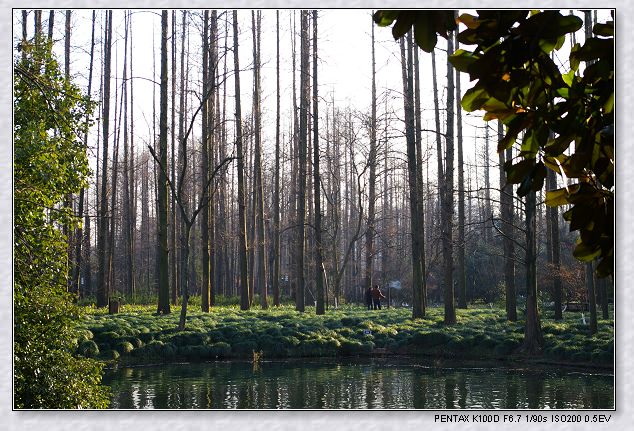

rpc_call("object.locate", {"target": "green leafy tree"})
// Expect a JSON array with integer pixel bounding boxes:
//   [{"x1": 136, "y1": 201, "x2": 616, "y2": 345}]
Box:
[
  {"x1": 14, "y1": 36, "x2": 110, "y2": 408},
  {"x1": 374, "y1": 10, "x2": 614, "y2": 277}
]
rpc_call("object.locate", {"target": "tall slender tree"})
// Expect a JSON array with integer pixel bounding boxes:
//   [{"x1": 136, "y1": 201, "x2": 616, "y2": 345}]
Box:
[
  {"x1": 251, "y1": 10, "x2": 268, "y2": 309},
  {"x1": 520, "y1": 186, "x2": 544, "y2": 353},
  {"x1": 583, "y1": 9, "x2": 598, "y2": 335},
  {"x1": 443, "y1": 27, "x2": 456, "y2": 325},
  {"x1": 200, "y1": 10, "x2": 211, "y2": 312},
  {"x1": 156, "y1": 10, "x2": 171, "y2": 315},
  {"x1": 413, "y1": 34, "x2": 427, "y2": 313},
  {"x1": 233, "y1": 10, "x2": 250, "y2": 311},
  {"x1": 121, "y1": 11, "x2": 136, "y2": 300},
  {"x1": 170, "y1": 10, "x2": 178, "y2": 305},
  {"x1": 313, "y1": 10, "x2": 325, "y2": 315},
  {"x1": 364, "y1": 13, "x2": 377, "y2": 295},
  {"x1": 272, "y1": 10, "x2": 282, "y2": 307},
  {"x1": 499, "y1": 121, "x2": 516, "y2": 321},
  {"x1": 96, "y1": 10, "x2": 113, "y2": 308},
  {"x1": 547, "y1": 167, "x2": 562, "y2": 320},
  {"x1": 455, "y1": 29, "x2": 467, "y2": 309},
  {"x1": 400, "y1": 33, "x2": 424, "y2": 318},
  {"x1": 295, "y1": 10, "x2": 309, "y2": 312},
  {"x1": 71, "y1": 10, "x2": 96, "y2": 299},
  {"x1": 47, "y1": 10, "x2": 54, "y2": 41}
]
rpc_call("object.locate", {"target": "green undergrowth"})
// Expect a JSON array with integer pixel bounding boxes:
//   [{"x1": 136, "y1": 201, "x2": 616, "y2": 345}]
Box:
[{"x1": 76, "y1": 304, "x2": 613, "y2": 367}]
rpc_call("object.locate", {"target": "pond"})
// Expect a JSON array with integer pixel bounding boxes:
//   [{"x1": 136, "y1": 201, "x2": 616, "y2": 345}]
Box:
[{"x1": 102, "y1": 358, "x2": 614, "y2": 409}]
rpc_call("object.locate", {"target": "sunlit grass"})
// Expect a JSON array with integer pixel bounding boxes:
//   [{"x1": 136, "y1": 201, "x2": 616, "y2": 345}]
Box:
[{"x1": 77, "y1": 303, "x2": 613, "y2": 366}]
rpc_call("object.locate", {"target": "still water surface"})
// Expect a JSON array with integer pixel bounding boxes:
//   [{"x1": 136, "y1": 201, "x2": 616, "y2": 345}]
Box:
[{"x1": 103, "y1": 358, "x2": 613, "y2": 409}]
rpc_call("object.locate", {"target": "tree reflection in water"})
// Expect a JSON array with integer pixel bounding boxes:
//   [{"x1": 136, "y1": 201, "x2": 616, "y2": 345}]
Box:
[{"x1": 102, "y1": 359, "x2": 614, "y2": 409}]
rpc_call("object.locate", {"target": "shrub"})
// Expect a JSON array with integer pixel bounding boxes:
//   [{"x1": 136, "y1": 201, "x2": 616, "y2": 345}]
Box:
[
  {"x1": 76, "y1": 329, "x2": 94, "y2": 344},
  {"x1": 101, "y1": 349, "x2": 120, "y2": 361},
  {"x1": 115, "y1": 341, "x2": 134, "y2": 355},
  {"x1": 339, "y1": 339, "x2": 364, "y2": 356},
  {"x1": 78, "y1": 340, "x2": 99, "y2": 358},
  {"x1": 208, "y1": 342, "x2": 232, "y2": 358},
  {"x1": 94, "y1": 331, "x2": 120, "y2": 343},
  {"x1": 138, "y1": 332, "x2": 154, "y2": 343},
  {"x1": 129, "y1": 338, "x2": 144, "y2": 348},
  {"x1": 169, "y1": 331, "x2": 208, "y2": 347}
]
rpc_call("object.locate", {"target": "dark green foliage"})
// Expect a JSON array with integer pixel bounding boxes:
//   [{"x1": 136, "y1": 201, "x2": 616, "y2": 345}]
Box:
[
  {"x1": 101, "y1": 350, "x2": 120, "y2": 361},
  {"x1": 231, "y1": 341, "x2": 258, "y2": 356},
  {"x1": 79, "y1": 305, "x2": 612, "y2": 366},
  {"x1": 14, "y1": 36, "x2": 109, "y2": 409},
  {"x1": 78, "y1": 340, "x2": 99, "y2": 358},
  {"x1": 168, "y1": 331, "x2": 209, "y2": 347},
  {"x1": 340, "y1": 316, "x2": 362, "y2": 326},
  {"x1": 115, "y1": 341, "x2": 135, "y2": 355}
]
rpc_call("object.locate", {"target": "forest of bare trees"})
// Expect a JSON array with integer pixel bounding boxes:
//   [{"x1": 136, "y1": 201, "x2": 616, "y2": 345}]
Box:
[{"x1": 24, "y1": 9, "x2": 611, "y2": 323}]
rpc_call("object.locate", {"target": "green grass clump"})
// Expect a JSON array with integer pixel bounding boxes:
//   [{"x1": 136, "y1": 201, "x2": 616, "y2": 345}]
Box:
[
  {"x1": 78, "y1": 340, "x2": 99, "y2": 358},
  {"x1": 115, "y1": 341, "x2": 135, "y2": 355},
  {"x1": 77, "y1": 303, "x2": 613, "y2": 366},
  {"x1": 101, "y1": 349, "x2": 120, "y2": 361}
]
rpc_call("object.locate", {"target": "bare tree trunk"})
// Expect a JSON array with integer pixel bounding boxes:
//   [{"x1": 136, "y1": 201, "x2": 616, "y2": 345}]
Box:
[
  {"x1": 413, "y1": 32, "x2": 428, "y2": 313},
  {"x1": 201, "y1": 10, "x2": 211, "y2": 312},
  {"x1": 176, "y1": 11, "x2": 187, "y2": 306},
  {"x1": 599, "y1": 277, "x2": 609, "y2": 319},
  {"x1": 520, "y1": 188, "x2": 544, "y2": 354},
  {"x1": 547, "y1": 168, "x2": 562, "y2": 320},
  {"x1": 443, "y1": 28, "x2": 456, "y2": 325},
  {"x1": 401, "y1": 34, "x2": 424, "y2": 318},
  {"x1": 583, "y1": 9, "x2": 598, "y2": 335},
  {"x1": 34, "y1": 10, "x2": 42, "y2": 36},
  {"x1": 63, "y1": 10, "x2": 73, "y2": 292},
  {"x1": 312, "y1": 10, "x2": 325, "y2": 315},
  {"x1": 364, "y1": 14, "x2": 377, "y2": 296},
  {"x1": 209, "y1": 10, "x2": 218, "y2": 308},
  {"x1": 233, "y1": 10, "x2": 250, "y2": 311},
  {"x1": 47, "y1": 10, "x2": 54, "y2": 41},
  {"x1": 170, "y1": 10, "x2": 178, "y2": 306},
  {"x1": 121, "y1": 11, "x2": 136, "y2": 299},
  {"x1": 289, "y1": 11, "x2": 299, "y2": 306},
  {"x1": 381, "y1": 104, "x2": 390, "y2": 306},
  {"x1": 71, "y1": 11, "x2": 95, "y2": 299},
  {"x1": 156, "y1": 10, "x2": 171, "y2": 315},
  {"x1": 295, "y1": 10, "x2": 309, "y2": 312},
  {"x1": 129, "y1": 12, "x2": 137, "y2": 300},
  {"x1": 431, "y1": 49, "x2": 443, "y2": 240},
  {"x1": 251, "y1": 11, "x2": 268, "y2": 309},
  {"x1": 499, "y1": 122, "x2": 517, "y2": 321},
  {"x1": 272, "y1": 10, "x2": 282, "y2": 307},
  {"x1": 96, "y1": 10, "x2": 112, "y2": 308},
  {"x1": 484, "y1": 125, "x2": 492, "y2": 243},
  {"x1": 178, "y1": 224, "x2": 192, "y2": 328},
  {"x1": 456, "y1": 29, "x2": 467, "y2": 309},
  {"x1": 586, "y1": 262, "x2": 598, "y2": 334},
  {"x1": 21, "y1": 10, "x2": 27, "y2": 62}
]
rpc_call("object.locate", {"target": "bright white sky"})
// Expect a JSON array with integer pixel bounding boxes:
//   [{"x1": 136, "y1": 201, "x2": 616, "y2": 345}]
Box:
[{"x1": 13, "y1": 9, "x2": 613, "y2": 197}]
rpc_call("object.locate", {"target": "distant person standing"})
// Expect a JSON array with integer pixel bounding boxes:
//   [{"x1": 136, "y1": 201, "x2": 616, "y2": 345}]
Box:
[
  {"x1": 365, "y1": 287, "x2": 373, "y2": 310},
  {"x1": 371, "y1": 285, "x2": 386, "y2": 310}
]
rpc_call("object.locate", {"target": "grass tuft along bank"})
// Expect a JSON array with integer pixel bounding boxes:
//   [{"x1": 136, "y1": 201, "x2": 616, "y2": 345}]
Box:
[{"x1": 76, "y1": 305, "x2": 613, "y2": 367}]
